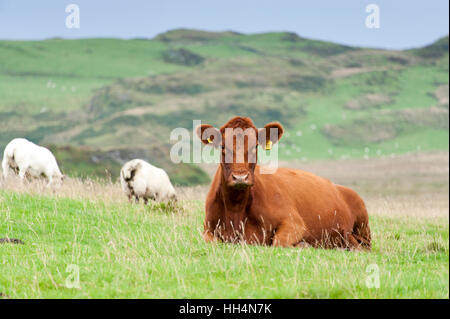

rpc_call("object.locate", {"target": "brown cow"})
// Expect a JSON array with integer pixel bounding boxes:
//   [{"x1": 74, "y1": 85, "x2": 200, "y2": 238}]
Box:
[{"x1": 196, "y1": 116, "x2": 371, "y2": 249}]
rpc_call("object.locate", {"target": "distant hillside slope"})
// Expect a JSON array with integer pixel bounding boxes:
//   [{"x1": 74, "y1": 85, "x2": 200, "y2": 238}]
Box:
[{"x1": 0, "y1": 30, "x2": 448, "y2": 182}]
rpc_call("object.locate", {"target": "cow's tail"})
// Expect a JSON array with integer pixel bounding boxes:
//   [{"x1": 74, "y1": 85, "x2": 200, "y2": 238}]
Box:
[
  {"x1": 352, "y1": 216, "x2": 371, "y2": 250},
  {"x1": 337, "y1": 185, "x2": 372, "y2": 250}
]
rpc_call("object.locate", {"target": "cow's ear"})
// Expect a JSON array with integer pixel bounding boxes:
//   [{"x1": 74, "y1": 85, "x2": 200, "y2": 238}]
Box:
[
  {"x1": 195, "y1": 124, "x2": 221, "y2": 148},
  {"x1": 258, "y1": 122, "x2": 283, "y2": 150}
]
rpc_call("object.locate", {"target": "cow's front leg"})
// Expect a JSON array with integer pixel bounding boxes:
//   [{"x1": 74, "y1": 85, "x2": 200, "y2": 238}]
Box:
[
  {"x1": 203, "y1": 219, "x2": 222, "y2": 243},
  {"x1": 272, "y1": 217, "x2": 306, "y2": 247},
  {"x1": 203, "y1": 230, "x2": 217, "y2": 243}
]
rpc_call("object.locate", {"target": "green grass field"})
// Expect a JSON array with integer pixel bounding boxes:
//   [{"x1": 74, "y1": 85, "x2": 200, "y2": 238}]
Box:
[
  {"x1": 0, "y1": 190, "x2": 447, "y2": 298},
  {"x1": 0, "y1": 30, "x2": 448, "y2": 299},
  {"x1": 1, "y1": 149, "x2": 449, "y2": 300}
]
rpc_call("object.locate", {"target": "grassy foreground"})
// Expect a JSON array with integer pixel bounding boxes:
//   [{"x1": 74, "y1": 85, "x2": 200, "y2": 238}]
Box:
[{"x1": 0, "y1": 190, "x2": 448, "y2": 298}]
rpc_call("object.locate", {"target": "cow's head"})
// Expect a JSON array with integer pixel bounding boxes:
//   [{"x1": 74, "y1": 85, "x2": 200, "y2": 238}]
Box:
[{"x1": 196, "y1": 116, "x2": 283, "y2": 189}]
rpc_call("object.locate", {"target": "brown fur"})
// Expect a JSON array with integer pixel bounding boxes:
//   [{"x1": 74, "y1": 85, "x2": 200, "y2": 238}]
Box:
[{"x1": 197, "y1": 116, "x2": 371, "y2": 249}]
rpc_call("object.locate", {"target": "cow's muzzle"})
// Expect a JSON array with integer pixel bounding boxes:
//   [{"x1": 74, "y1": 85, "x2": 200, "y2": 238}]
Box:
[{"x1": 229, "y1": 173, "x2": 252, "y2": 189}]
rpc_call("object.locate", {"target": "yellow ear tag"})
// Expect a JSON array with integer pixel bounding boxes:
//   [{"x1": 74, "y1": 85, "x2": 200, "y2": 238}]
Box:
[
  {"x1": 265, "y1": 140, "x2": 273, "y2": 150},
  {"x1": 207, "y1": 137, "x2": 213, "y2": 144}
]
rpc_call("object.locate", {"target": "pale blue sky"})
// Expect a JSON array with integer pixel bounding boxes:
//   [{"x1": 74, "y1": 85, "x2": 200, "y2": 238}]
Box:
[{"x1": 0, "y1": 0, "x2": 448, "y2": 49}]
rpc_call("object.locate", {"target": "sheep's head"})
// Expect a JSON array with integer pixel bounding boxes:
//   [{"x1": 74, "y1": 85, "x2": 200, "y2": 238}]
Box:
[{"x1": 52, "y1": 174, "x2": 65, "y2": 188}]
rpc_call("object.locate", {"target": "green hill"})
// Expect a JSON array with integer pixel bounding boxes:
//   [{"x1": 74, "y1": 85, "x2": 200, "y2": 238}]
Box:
[{"x1": 0, "y1": 30, "x2": 448, "y2": 182}]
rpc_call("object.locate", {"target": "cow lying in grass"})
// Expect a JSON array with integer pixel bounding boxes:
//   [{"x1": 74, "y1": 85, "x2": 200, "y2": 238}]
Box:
[
  {"x1": 196, "y1": 116, "x2": 371, "y2": 249},
  {"x1": 120, "y1": 159, "x2": 177, "y2": 204},
  {"x1": 2, "y1": 138, "x2": 64, "y2": 188}
]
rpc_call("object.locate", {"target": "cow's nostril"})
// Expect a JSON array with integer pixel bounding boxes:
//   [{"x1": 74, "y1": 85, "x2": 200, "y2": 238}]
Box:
[{"x1": 232, "y1": 174, "x2": 249, "y2": 183}]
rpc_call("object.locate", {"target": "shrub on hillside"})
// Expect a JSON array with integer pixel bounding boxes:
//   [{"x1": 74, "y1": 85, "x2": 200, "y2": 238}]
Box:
[{"x1": 163, "y1": 48, "x2": 205, "y2": 66}]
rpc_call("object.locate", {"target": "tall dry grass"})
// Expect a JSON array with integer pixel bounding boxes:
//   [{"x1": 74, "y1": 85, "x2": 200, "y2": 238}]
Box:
[
  {"x1": 0, "y1": 175, "x2": 209, "y2": 204},
  {"x1": 1, "y1": 152, "x2": 448, "y2": 218}
]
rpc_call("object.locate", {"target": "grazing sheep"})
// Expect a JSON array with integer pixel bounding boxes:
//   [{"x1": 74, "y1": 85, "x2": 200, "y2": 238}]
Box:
[
  {"x1": 120, "y1": 159, "x2": 177, "y2": 204},
  {"x1": 2, "y1": 138, "x2": 64, "y2": 187}
]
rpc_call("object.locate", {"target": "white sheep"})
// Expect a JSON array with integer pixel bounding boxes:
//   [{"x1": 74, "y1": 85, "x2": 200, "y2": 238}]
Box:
[
  {"x1": 2, "y1": 138, "x2": 64, "y2": 187},
  {"x1": 120, "y1": 159, "x2": 177, "y2": 204}
]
